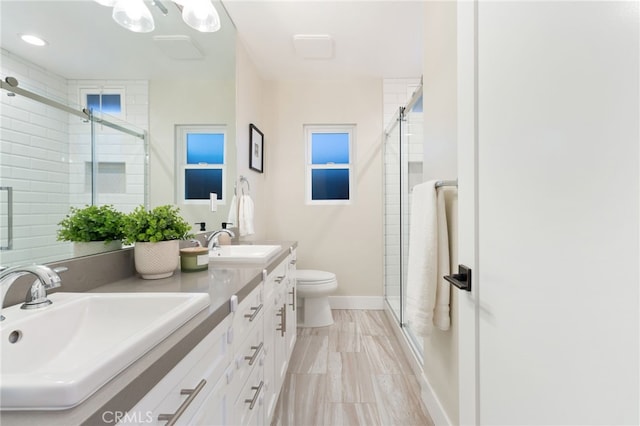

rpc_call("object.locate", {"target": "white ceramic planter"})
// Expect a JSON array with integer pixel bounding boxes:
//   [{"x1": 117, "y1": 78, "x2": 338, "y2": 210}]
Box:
[
  {"x1": 73, "y1": 241, "x2": 122, "y2": 257},
  {"x1": 133, "y1": 240, "x2": 180, "y2": 280}
]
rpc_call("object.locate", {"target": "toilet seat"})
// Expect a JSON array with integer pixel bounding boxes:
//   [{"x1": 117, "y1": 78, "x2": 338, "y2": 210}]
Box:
[
  {"x1": 296, "y1": 269, "x2": 336, "y2": 284},
  {"x1": 296, "y1": 270, "x2": 338, "y2": 297}
]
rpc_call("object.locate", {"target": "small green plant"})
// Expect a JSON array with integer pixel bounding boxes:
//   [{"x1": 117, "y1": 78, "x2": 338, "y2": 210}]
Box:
[
  {"x1": 123, "y1": 205, "x2": 192, "y2": 244},
  {"x1": 57, "y1": 204, "x2": 125, "y2": 243}
]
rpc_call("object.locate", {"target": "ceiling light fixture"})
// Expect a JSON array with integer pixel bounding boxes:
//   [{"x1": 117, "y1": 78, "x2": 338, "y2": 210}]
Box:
[
  {"x1": 181, "y1": 0, "x2": 220, "y2": 33},
  {"x1": 112, "y1": 0, "x2": 155, "y2": 33},
  {"x1": 94, "y1": 0, "x2": 220, "y2": 34},
  {"x1": 19, "y1": 34, "x2": 48, "y2": 47}
]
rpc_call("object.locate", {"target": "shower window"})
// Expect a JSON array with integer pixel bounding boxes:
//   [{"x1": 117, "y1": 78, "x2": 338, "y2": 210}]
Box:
[
  {"x1": 305, "y1": 124, "x2": 354, "y2": 204},
  {"x1": 176, "y1": 125, "x2": 226, "y2": 204},
  {"x1": 79, "y1": 88, "x2": 124, "y2": 116}
]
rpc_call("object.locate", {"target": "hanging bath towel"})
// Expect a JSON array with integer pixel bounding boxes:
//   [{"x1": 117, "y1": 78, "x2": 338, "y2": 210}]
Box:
[
  {"x1": 238, "y1": 194, "x2": 255, "y2": 236},
  {"x1": 405, "y1": 180, "x2": 452, "y2": 336},
  {"x1": 227, "y1": 194, "x2": 238, "y2": 225}
]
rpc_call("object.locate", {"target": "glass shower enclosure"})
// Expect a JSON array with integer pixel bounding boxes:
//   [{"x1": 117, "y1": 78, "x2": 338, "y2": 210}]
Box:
[
  {"x1": 0, "y1": 76, "x2": 147, "y2": 267},
  {"x1": 383, "y1": 86, "x2": 425, "y2": 358}
]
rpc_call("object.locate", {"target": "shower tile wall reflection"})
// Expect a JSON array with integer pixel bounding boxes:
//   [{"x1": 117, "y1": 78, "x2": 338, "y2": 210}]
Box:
[
  {"x1": 0, "y1": 50, "x2": 148, "y2": 267},
  {"x1": 0, "y1": 50, "x2": 71, "y2": 265}
]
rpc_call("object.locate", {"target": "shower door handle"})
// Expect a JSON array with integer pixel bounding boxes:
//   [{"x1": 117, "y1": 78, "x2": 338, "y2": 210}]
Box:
[
  {"x1": 444, "y1": 265, "x2": 471, "y2": 291},
  {"x1": 0, "y1": 187, "x2": 13, "y2": 250}
]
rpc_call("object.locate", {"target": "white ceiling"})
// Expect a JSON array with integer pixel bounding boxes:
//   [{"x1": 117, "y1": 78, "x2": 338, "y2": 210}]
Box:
[
  {"x1": 0, "y1": 0, "x2": 423, "y2": 81},
  {"x1": 223, "y1": 0, "x2": 424, "y2": 80},
  {"x1": 0, "y1": 0, "x2": 236, "y2": 80}
]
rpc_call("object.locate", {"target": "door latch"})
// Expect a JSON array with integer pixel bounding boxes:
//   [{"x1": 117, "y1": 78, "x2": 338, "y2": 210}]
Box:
[{"x1": 444, "y1": 265, "x2": 471, "y2": 291}]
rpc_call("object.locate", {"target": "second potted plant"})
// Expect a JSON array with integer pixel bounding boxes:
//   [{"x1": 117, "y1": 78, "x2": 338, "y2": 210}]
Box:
[
  {"x1": 123, "y1": 205, "x2": 192, "y2": 279},
  {"x1": 57, "y1": 204, "x2": 125, "y2": 257}
]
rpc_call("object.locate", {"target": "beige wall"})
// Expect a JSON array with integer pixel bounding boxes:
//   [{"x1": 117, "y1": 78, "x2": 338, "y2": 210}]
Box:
[
  {"x1": 422, "y1": 1, "x2": 459, "y2": 424},
  {"x1": 235, "y1": 40, "x2": 268, "y2": 241},
  {"x1": 262, "y1": 78, "x2": 384, "y2": 298},
  {"x1": 148, "y1": 79, "x2": 236, "y2": 232}
]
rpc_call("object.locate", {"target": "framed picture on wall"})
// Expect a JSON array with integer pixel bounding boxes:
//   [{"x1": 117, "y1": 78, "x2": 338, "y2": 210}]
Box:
[{"x1": 249, "y1": 123, "x2": 264, "y2": 173}]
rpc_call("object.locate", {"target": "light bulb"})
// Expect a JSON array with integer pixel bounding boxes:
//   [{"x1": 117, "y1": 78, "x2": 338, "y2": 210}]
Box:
[
  {"x1": 182, "y1": 0, "x2": 220, "y2": 33},
  {"x1": 112, "y1": 0, "x2": 155, "y2": 33}
]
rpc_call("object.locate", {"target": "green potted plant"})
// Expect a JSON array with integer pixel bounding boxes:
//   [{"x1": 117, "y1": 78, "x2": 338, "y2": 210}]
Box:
[
  {"x1": 123, "y1": 205, "x2": 192, "y2": 279},
  {"x1": 57, "y1": 204, "x2": 124, "y2": 257}
]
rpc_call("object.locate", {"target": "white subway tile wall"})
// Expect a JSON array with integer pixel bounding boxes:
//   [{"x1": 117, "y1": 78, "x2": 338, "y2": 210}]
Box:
[
  {"x1": 0, "y1": 49, "x2": 148, "y2": 266},
  {"x1": 383, "y1": 78, "x2": 422, "y2": 314},
  {"x1": 68, "y1": 79, "x2": 148, "y2": 211}
]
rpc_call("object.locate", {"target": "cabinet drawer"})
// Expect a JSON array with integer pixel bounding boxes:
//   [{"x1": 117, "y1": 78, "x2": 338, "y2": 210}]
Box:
[
  {"x1": 232, "y1": 284, "x2": 263, "y2": 349},
  {"x1": 229, "y1": 316, "x2": 264, "y2": 401},
  {"x1": 232, "y1": 353, "x2": 265, "y2": 426},
  {"x1": 124, "y1": 315, "x2": 232, "y2": 426},
  {"x1": 187, "y1": 371, "x2": 231, "y2": 426}
]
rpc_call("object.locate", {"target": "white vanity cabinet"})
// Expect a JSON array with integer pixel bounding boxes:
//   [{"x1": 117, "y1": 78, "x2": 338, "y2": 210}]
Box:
[
  {"x1": 119, "y1": 246, "x2": 297, "y2": 426},
  {"x1": 228, "y1": 284, "x2": 266, "y2": 426},
  {"x1": 262, "y1": 253, "x2": 296, "y2": 424},
  {"x1": 122, "y1": 314, "x2": 233, "y2": 426},
  {"x1": 286, "y1": 248, "x2": 297, "y2": 358}
]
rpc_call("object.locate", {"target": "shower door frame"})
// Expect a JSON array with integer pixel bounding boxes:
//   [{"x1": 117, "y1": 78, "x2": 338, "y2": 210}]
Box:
[{"x1": 383, "y1": 85, "x2": 425, "y2": 361}]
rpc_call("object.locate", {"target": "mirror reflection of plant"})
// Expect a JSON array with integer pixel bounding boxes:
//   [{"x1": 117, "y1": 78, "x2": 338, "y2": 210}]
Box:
[
  {"x1": 57, "y1": 205, "x2": 125, "y2": 243},
  {"x1": 123, "y1": 205, "x2": 192, "y2": 245}
]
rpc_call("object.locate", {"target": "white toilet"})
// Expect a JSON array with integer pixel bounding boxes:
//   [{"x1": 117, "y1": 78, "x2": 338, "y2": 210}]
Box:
[{"x1": 295, "y1": 269, "x2": 338, "y2": 327}]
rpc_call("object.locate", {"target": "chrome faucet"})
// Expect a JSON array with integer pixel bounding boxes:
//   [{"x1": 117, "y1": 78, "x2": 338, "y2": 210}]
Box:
[
  {"x1": 0, "y1": 264, "x2": 66, "y2": 321},
  {"x1": 206, "y1": 229, "x2": 235, "y2": 250}
]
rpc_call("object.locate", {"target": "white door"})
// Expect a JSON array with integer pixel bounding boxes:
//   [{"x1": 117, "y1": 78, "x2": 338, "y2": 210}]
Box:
[{"x1": 458, "y1": 1, "x2": 639, "y2": 424}]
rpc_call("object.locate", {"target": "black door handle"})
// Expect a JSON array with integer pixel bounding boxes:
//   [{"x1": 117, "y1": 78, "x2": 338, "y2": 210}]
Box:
[{"x1": 444, "y1": 265, "x2": 471, "y2": 291}]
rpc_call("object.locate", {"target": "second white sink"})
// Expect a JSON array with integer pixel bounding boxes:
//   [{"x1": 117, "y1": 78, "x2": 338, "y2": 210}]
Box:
[
  {"x1": 0, "y1": 292, "x2": 210, "y2": 410},
  {"x1": 209, "y1": 244, "x2": 281, "y2": 263}
]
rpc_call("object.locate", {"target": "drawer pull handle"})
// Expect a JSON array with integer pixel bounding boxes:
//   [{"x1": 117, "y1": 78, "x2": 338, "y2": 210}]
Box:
[
  {"x1": 244, "y1": 304, "x2": 263, "y2": 322},
  {"x1": 158, "y1": 379, "x2": 206, "y2": 426},
  {"x1": 244, "y1": 342, "x2": 264, "y2": 366},
  {"x1": 276, "y1": 305, "x2": 286, "y2": 336},
  {"x1": 290, "y1": 259, "x2": 297, "y2": 265},
  {"x1": 244, "y1": 380, "x2": 264, "y2": 410},
  {"x1": 282, "y1": 303, "x2": 287, "y2": 335},
  {"x1": 275, "y1": 275, "x2": 285, "y2": 283},
  {"x1": 289, "y1": 287, "x2": 295, "y2": 311}
]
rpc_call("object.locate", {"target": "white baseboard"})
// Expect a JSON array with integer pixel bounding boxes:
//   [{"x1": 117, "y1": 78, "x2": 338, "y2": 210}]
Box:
[
  {"x1": 383, "y1": 305, "x2": 452, "y2": 426},
  {"x1": 328, "y1": 296, "x2": 385, "y2": 310}
]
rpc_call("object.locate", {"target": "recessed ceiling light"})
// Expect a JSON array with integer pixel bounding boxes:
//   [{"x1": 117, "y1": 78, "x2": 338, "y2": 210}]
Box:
[{"x1": 19, "y1": 34, "x2": 48, "y2": 47}]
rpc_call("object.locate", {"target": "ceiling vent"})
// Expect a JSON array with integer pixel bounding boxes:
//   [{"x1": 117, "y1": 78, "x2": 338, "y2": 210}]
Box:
[
  {"x1": 153, "y1": 35, "x2": 204, "y2": 60},
  {"x1": 293, "y1": 35, "x2": 334, "y2": 60}
]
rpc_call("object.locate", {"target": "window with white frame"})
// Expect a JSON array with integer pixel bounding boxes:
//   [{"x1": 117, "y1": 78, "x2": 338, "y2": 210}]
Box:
[
  {"x1": 176, "y1": 125, "x2": 226, "y2": 204},
  {"x1": 305, "y1": 124, "x2": 354, "y2": 204}
]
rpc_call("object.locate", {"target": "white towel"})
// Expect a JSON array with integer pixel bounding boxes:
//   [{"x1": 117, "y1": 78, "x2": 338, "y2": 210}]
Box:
[
  {"x1": 238, "y1": 194, "x2": 255, "y2": 236},
  {"x1": 405, "y1": 180, "x2": 452, "y2": 336},
  {"x1": 227, "y1": 195, "x2": 238, "y2": 225}
]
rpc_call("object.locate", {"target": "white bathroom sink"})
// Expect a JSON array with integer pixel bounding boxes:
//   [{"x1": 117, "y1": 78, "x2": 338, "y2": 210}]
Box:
[
  {"x1": 209, "y1": 244, "x2": 281, "y2": 263},
  {"x1": 0, "y1": 291, "x2": 210, "y2": 410}
]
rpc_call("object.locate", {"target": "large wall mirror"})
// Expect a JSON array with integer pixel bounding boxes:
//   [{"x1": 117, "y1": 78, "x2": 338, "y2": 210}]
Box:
[{"x1": 0, "y1": 0, "x2": 237, "y2": 267}]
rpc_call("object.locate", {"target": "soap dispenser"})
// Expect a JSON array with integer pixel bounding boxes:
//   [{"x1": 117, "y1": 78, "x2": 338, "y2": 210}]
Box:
[{"x1": 218, "y1": 222, "x2": 233, "y2": 246}]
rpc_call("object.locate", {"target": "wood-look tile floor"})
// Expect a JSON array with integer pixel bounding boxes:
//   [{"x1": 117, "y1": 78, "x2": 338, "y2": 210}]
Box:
[{"x1": 271, "y1": 310, "x2": 435, "y2": 426}]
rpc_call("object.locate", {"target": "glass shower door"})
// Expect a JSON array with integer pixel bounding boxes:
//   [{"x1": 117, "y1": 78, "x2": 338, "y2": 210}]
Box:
[
  {"x1": 383, "y1": 109, "x2": 402, "y2": 321},
  {"x1": 383, "y1": 87, "x2": 425, "y2": 359}
]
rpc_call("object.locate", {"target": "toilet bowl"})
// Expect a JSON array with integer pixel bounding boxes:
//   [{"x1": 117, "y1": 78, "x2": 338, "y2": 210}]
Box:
[{"x1": 295, "y1": 269, "x2": 338, "y2": 327}]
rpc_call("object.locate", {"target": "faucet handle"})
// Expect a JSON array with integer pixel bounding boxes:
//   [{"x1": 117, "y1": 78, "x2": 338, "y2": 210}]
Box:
[{"x1": 21, "y1": 265, "x2": 65, "y2": 310}]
